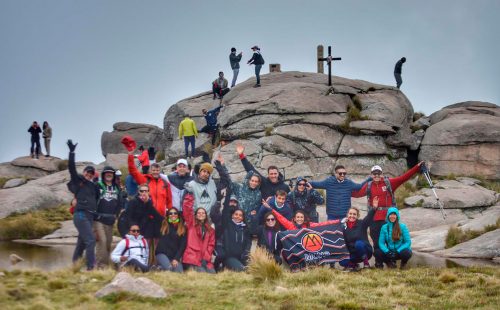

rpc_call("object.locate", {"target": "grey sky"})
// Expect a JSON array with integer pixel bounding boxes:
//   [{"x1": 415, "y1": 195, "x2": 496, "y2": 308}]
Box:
[{"x1": 1, "y1": 0, "x2": 498, "y2": 164}]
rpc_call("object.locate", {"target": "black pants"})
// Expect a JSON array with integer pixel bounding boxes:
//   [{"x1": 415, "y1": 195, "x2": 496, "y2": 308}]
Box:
[
  {"x1": 374, "y1": 248, "x2": 412, "y2": 267},
  {"x1": 124, "y1": 258, "x2": 149, "y2": 272},
  {"x1": 200, "y1": 124, "x2": 218, "y2": 144},
  {"x1": 370, "y1": 220, "x2": 385, "y2": 265},
  {"x1": 30, "y1": 138, "x2": 41, "y2": 157},
  {"x1": 212, "y1": 85, "x2": 230, "y2": 99}
]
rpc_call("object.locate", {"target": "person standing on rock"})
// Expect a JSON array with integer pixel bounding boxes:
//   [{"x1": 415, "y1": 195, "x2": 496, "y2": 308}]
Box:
[
  {"x1": 394, "y1": 57, "x2": 406, "y2": 89},
  {"x1": 286, "y1": 177, "x2": 325, "y2": 223},
  {"x1": 351, "y1": 162, "x2": 423, "y2": 268},
  {"x1": 28, "y1": 121, "x2": 42, "y2": 159},
  {"x1": 94, "y1": 166, "x2": 126, "y2": 268},
  {"x1": 212, "y1": 71, "x2": 230, "y2": 100},
  {"x1": 200, "y1": 104, "x2": 223, "y2": 145},
  {"x1": 308, "y1": 165, "x2": 369, "y2": 221},
  {"x1": 229, "y1": 47, "x2": 242, "y2": 87},
  {"x1": 178, "y1": 114, "x2": 198, "y2": 158},
  {"x1": 135, "y1": 145, "x2": 150, "y2": 174},
  {"x1": 160, "y1": 158, "x2": 193, "y2": 213},
  {"x1": 66, "y1": 139, "x2": 99, "y2": 270},
  {"x1": 236, "y1": 144, "x2": 290, "y2": 200},
  {"x1": 42, "y1": 121, "x2": 52, "y2": 157},
  {"x1": 247, "y1": 45, "x2": 265, "y2": 87}
]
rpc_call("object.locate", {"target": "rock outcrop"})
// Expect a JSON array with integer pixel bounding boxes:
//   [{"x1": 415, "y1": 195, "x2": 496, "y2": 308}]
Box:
[
  {"x1": 95, "y1": 272, "x2": 167, "y2": 299},
  {"x1": 101, "y1": 122, "x2": 168, "y2": 157},
  {"x1": 419, "y1": 101, "x2": 500, "y2": 180},
  {"x1": 0, "y1": 156, "x2": 66, "y2": 180}
]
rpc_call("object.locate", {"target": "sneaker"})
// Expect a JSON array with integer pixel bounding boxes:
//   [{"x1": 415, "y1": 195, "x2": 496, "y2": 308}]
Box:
[
  {"x1": 375, "y1": 262, "x2": 384, "y2": 269},
  {"x1": 386, "y1": 261, "x2": 397, "y2": 269},
  {"x1": 45, "y1": 155, "x2": 50, "y2": 158},
  {"x1": 253, "y1": 84, "x2": 261, "y2": 88},
  {"x1": 363, "y1": 259, "x2": 371, "y2": 269}
]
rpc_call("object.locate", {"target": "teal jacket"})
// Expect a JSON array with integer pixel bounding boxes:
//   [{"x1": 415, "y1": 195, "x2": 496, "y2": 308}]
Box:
[{"x1": 378, "y1": 207, "x2": 411, "y2": 254}]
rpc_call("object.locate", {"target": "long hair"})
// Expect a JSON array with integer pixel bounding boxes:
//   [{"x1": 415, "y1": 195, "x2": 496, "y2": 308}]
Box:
[
  {"x1": 391, "y1": 218, "x2": 401, "y2": 241},
  {"x1": 195, "y1": 207, "x2": 213, "y2": 231},
  {"x1": 43, "y1": 121, "x2": 48, "y2": 130},
  {"x1": 293, "y1": 210, "x2": 310, "y2": 227},
  {"x1": 160, "y1": 217, "x2": 186, "y2": 236},
  {"x1": 264, "y1": 211, "x2": 281, "y2": 231}
]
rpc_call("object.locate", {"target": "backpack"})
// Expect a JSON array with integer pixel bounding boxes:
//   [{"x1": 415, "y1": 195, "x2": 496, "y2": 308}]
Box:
[
  {"x1": 121, "y1": 237, "x2": 148, "y2": 256},
  {"x1": 367, "y1": 177, "x2": 395, "y2": 208}
]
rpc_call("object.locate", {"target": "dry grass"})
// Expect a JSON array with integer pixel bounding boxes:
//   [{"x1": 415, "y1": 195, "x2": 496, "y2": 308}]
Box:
[
  {"x1": 57, "y1": 160, "x2": 69, "y2": 171},
  {"x1": 395, "y1": 182, "x2": 417, "y2": 209},
  {"x1": 0, "y1": 177, "x2": 10, "y2": 188},
  {"x1": 247, "y1": 247, "x2": 283, "y2": 282},
  {"x1": 446, "y1": 218, "x2": 500, "y2": 248},
  {"x1": 0, "y1": 264, "x2": 498, "y2": 309}
]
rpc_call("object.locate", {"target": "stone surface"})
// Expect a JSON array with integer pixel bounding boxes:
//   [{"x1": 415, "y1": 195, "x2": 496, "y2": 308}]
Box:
[
  {"x1": 337, "y1": 135, "x2": 388, "y2": 156},
  {"x1": 95, "y1": 272, "x2": 167, "y2": 299},
  {"x1": 411, "y1": 116, "x2": 431, "y2": 130},
  {"x1": 42, "y1": 221, "x2": 77, "y2": 239},
  {"x1": 349, "y1": 120, "x2": 396, "y2": 134},
  {"x1": 457, "y1": 205, "x2": 500, "y2": 231},
  {"x1": 416, "y1": 181, "x2": 497, "y2": 209},
  {"x1": 399, "y1": 208, "x2": 469, "y2": 231},
  {"x1": 2, "y1": 178, "x2": 27, "y2": 189},
  {"x1": 411, "y1": 225, "x2": 450, "y2": 252},
  {"x1": 0, "y1": 185, "x2": 63, "y2": 219},
  {"x1": 0, "y1": 162, "x2": 51, "y2": 179},
  {"x1": 101, "y1": 153, "x2": 129, "y2": 170},
  {"x1": 11, "y1": 156, "x2": 65, "y2": 173},
  {"x1": 101, "y1": 122, "x2": 168, "y2": 157},
  {"x1": 435, "y1": 229, "x2": 500, "y2": 259}
]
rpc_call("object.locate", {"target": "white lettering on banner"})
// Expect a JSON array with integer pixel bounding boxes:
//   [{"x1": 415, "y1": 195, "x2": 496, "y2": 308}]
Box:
[{"x1": 304, "y1": 251, "x2": 331, "y2": 262}]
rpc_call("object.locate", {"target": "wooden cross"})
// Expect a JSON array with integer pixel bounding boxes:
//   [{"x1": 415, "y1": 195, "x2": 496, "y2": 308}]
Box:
[{"x1": 317, "y1": 45, "x2": 342, "y2": 86}]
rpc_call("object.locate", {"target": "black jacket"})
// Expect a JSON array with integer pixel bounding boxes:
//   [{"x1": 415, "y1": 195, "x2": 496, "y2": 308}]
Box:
[
  {"x1": 240, "y1": 156, "x2": 290, "y2": 199},
  {"x1": 126, "y1": 196, "x2": 164, "y2": 239},
  {"x1": 28, "y1": 126, "x2": 42, "y2": 140},
  {"x1": 156, "y1": 222, "x2": 187, "y2": 261},
  {"x1": 248, "y1": 52, "x2": 265, "y2": 65},
  {"x1": 67, "y1": 152, "x2": 99, "y2": 213},
  {"x1": 221, "y1": 204, "x2": 252, "y2": 263},
  {"x1": 343, "y1": 208, "x2": 375, "y2": 253},
  {"x1": 229, "y1": 52, "x2": 242, "y2": 69},
  {"x1": 257, "y1": 225, "x2": 282, "y2": 263}
]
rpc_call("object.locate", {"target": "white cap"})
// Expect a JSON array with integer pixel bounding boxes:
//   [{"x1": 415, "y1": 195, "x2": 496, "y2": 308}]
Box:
[
  {"x1": 176, "y1": 158, "x2": 188, "y2": 166},
  {"x1": 371, "y1": 165, "x2": 383, "y2": 173},
  {"x1": 115, "y1": 170, "x2": 122, "y2": 176}
]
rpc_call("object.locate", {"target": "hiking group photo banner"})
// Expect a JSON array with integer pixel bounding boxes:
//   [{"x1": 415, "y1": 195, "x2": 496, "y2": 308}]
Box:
[{"x1": 277, "y1": 223, "x2": 350, "y2": 271}]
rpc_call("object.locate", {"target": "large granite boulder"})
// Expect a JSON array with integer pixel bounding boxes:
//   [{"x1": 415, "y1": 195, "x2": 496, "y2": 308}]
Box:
[
  {"x1": 0, "y1": 185, "x2": 63, "y2": 219},
  {"x1": 419, "y1": 101, "x2": 500, "y2": 179},
  {"x1": 0, "y1": 156, "x2": 66, "y2": 180},
  {"x1": 434, "y1": 229, "x2": 500, "y2": 259},
  {"x1": 101, "y1": 122, "x2": 168, "y2": 157}
]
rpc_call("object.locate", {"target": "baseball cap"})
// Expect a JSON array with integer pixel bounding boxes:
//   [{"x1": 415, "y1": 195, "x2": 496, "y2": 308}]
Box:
[
  {"x1": 177, "y1": 158, "x2": 188, "y2": 166},
  {"x1": 371, "y1": 165, "x2": 383, "y2": 173}
]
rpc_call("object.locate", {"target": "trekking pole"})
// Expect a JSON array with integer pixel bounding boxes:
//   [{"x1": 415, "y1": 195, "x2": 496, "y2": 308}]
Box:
[{"x1": 420, "y1": 163, "x2": 446, "y2": 219}]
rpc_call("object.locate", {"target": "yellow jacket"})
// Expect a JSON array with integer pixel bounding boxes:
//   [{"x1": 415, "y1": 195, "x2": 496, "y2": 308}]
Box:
[{"x1": 178, "y1": 117, "x2": 198, "y2": 138}]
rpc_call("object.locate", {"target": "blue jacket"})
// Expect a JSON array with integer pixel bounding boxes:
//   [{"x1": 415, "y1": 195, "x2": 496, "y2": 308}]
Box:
[
  {"x1": 310, "y1": 177, "x2": 367, "y2": 219},
  {"x1": 204, "y1": 105, "x2": 222, "y2": 127},
  {"x1": 378, "y1": 207, "x2": 411, "y2": 254},
  {"x1": 257, "y1": 196, "x2": 293, "y2": 224}
]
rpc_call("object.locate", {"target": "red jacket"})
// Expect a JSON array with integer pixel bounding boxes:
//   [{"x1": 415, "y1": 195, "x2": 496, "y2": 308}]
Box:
[
  {"x1": 272, "y1": 208, "x2": 339, "y2": 231},
  {"x1": 352, "y1": 163, "x2": 421, "y2": 221},
  {"x1": 182, "y1": 193, "x2": 215, "y2": 269},
  {"x1": 128, "y1": 155, "x2": 172, "y2": 216},
  {"x1": 137, "y1": 150, "x2": 150, "y2": 167}
]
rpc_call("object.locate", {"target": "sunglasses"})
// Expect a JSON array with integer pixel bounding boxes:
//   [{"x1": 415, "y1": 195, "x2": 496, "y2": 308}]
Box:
[
  {"x1": 168, "y1": 212, "x2": 179, "y2": 216},
  {"x1": 130, "y1": 229, "x2": 140, "y2": 233},
  {"x1": 266, "y1": 218, "x2": 276, "y2": 222},
  {"x1": 139, "y1": 189, "x2": 149, "y2": 193},
  {"x1": 297, "y1": 183, "x2": 306, "y2": 186},
  {"x1": 337, "y1": 172, "x2": 347, "y2": 176},
  {"x1": 372, "y1": 172, "x2": 382, "y2": 176}
]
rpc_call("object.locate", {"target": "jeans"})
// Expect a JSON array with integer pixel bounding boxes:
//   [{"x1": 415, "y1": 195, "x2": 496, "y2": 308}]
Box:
[
  {"x1": 43, "y1": 138, "x2": 51, "y2": 156},
  {"x1": 231, "y1": 68, "x2": 239, "y2": 87},
  {"x1": 156, "y1": 254, "x2": 183, "y2": 273},
  {"x1": 183, "y1": 136, "x2": 196, "y2": 158},
  {"x1": 255, "y1": 65, "x2": 262, "y2": 85},
  {"x1": 370, "y1": 220, "x2": 385, "y2": 265},
  {"x1": 73, "y1": 211, "x2": 96, "y2": 270},
  {"x1": 94, "y1": 221, "x2": 113, "y2": 267},
  {"x1": 30, "y1": 138, "x2": 41, "y2": 157},
  {"x1": 124, "y1": 258, "x2": 149, "y2": 272},
  {"x1": 224, "y1": 257, "x2": 245, "y2": 272},
  {"x1": 395, "y1": 73, "x2": 402, "y2": 88}
]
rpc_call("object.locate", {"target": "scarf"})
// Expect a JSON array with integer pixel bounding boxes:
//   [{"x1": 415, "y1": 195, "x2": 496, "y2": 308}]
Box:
[
  {"x1": 347, "y1": 220, "x2": 356, "y2": 229},
  {"x1": 168, "y1": 218, "x2": 180, "y2": 224},
  {"x1": 232, "y1": 219, "x2": 246, "y2": 227}
]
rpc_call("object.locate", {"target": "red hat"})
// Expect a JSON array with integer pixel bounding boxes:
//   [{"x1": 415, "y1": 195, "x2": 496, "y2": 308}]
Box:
[{"x1": 121, "y1": 135, "x2": 137, "y2": 152}]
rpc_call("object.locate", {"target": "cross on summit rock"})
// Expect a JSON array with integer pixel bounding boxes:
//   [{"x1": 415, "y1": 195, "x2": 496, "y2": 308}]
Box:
[{"x1": 317, "y1": 45, "x2": 342, "y2": 86}]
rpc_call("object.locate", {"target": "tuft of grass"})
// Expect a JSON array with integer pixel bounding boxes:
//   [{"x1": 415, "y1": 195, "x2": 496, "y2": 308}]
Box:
[
  {"x1": 445, "y1": 219, "x2": 500, "y2": 248},
  {"x1": 0, "y1": 177, "x2": 10, "y2": 188},
  {"x1": 413, "y1": 111, "x2": 426, "y2": 122},
  {"x1": 0, "y1": 205, "x2": 72, "y2": 240},
  {"x1": 247, "y1": 247, "x2": 283, "y2": 282},
  {"x1": 264, "y1": 126, "x2": 274, "y2": 136},
  {"x1": 340, "y1": 98, "x2": 369, "y2": 134},
  {"x1": 47, "y1": 279, "x2": 68, "y2": 290},
  {"x1": 395, "y1": 182, "x2": 417, "y2": 209},
  {"x1": 470, "y1": 175, "x2": 500, "y2": 193},
  {"x1": 155, "y1": 151, "x2": 165, "y2": 162},
  {"x1": 439, "y1": 271, "x2": 458, "y2": 283},
  {"x1": 57, "y1": 160, "x2": 69, "y2": 171}
]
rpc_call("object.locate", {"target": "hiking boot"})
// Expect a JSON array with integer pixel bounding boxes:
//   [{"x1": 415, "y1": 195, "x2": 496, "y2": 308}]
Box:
[
  {"x1": 213, "y1": 94, "x2": 216, "y2": 100},
  {"x1": 375, "y1": 262, "x2": 384, "y2": 269},
  {"x1": 253, "y1": 84, "x2": 261, "y2": 88},
  {"x1": 386, "y1": 261, "x2": 397, "y2": 269}
]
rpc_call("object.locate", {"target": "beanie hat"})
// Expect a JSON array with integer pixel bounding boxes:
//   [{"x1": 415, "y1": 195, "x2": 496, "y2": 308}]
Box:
[
  {"x1": 199, "y1": 163, "x2": 213, "y2": 174},
  {"x1": 83, "y1": 166, "x2": 95, "y2": 174}
]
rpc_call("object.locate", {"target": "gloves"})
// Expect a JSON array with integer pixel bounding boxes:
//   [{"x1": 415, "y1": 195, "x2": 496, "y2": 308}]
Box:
[
  {"x1": 67, "y1": 139, "x2": 77, "y2": 152},
  {"x1": 387, "y1": 251, "x2": 397, "y2": 261}
]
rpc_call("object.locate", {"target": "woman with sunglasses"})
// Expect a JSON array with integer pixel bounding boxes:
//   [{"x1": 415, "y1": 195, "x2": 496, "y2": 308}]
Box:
[
  {"x1": 256, "y1": 211, "x2": 282, "y2": 264},
  {"x1": 111, "y1": 224, "x2": 149, "y2": 272},
  {"x1": 155, "y1": 208, "x2": 187, "y2": 272},
  {"x1": 287, "y1": 177, "x2": 324, "y2": 223},
  {"x1": 182, "y1": 192, "x2": 216, "y2": 273}
]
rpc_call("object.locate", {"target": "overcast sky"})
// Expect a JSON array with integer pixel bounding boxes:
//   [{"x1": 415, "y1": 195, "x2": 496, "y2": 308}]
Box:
[{"x1": 1, "y1": 0, "x2": 498, "y2": 164}]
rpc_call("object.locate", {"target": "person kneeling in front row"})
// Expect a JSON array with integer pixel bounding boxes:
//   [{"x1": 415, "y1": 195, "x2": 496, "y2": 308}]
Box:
[{"x1": 111, "y1": 224, "x2": 149, "y2": 272}]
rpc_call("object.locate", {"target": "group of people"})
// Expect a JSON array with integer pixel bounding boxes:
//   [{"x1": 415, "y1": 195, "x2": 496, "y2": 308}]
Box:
[
  {"x1": 67, "y1": 136, "x2": 422, "y2": 273},
  {"x1": 28, "y1": 121, "x2": 52, "y2": 159}
]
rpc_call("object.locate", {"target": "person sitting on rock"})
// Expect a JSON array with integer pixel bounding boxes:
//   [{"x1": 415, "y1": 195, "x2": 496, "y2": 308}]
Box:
[
  {"x1": 351, "y1": 162, "x2": 423, "y2": 268},
  {"x1": 376, "y1": 203, "x2": 412, "y2": 269},
  {"x1": 155, "y1": 208, "x2": 187, "y2": 272},
  {"x1": 200, "y1": 104, "x2": 223, "y2": 145},
  {"x1": 287, "y1": 177, "x2": 324, "y2": 223},
  {"x1": 212, "y1": 71, "x2": 230, "y2": 100},
  {"x1": 135, "y1": 145, "x2": 150, "y2": 174},
  {"x1": 339, "y1": 199, "x2": 377, "y2": 271},
  {"x1": 308, "y1": 165, "x2": 369, "y2": 221},
  {"x1": 236, "y1": 144, "x2": 290, "y2": 200},
  {"x1": 111, "y1": 224, "x2": 149, "y2": 272},
  {"x1": 257, "y1": 190, "x2": 293, "y2": 224},
  {"x1": 160, "y1": 158, "x2": 193, "y2": 213}
]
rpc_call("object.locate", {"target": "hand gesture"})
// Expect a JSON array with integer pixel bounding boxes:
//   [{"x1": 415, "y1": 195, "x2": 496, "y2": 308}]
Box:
[
  {"x1": 216, "y1": 153, "x2": 224, "y2": 165},
  {"x1": 67, "y1": 139, "x2": 77, "y2": 152},
  {"x1": 171, "y1": 259, "x2": 179, "y2": 268},
  {"x1": 372, "y1": 196, "x2": 379, "y2": 208},
  {"x1": 262, "y1": 199, "x2": 271, "y2": 209},
  {"x1": 236, "y1": 144, "x2": 245, "y2": 155},
  {"x1": 306, "y1": 183, "x2": 313, "y2": 191}
]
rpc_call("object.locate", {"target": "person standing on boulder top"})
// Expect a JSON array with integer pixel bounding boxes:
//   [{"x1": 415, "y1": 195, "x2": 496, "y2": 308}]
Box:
[
  {"x1": 247, "y1": 45, "x2": 265, "y2": 88},
  {"x1": 229, "y1": 47, "x2": 242, "y2": 87},
  {"x1": 28, "y1": 121, "x2": 42, "y2": 159},
  {"x1": 178, "y1": 114, "x2": 198, "y2": 158},
  {"x1": 394, "y1": 57, "x2": 406, "y2": 89},
  {"x1": 42, "y1": 121, "x2": 52, "y2": 157}
]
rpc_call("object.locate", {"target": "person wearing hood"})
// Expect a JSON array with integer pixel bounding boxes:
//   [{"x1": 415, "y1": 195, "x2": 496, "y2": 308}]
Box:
[
  {"x1": 376, "y1": 202, "x2": 412, "y2": 269},
  {"x1": 287, "y1": 177, "x2": 324, "y2": 223},
  {"x1": 183, "y1": 162, "x2": 218, "y2": 215},
  {"x1": 236, "y1": 144, "x2": 290, "y2": 200},
  {"x1": 257, "y1": 211, "x2": 282, "y2": 264},
  {"x1": 160, "y1": 158, "x2": 193, "y2": 213},
  {"x1": 66, "y1": 139, "x2": 99, "y2": 270},
  {"x1": 127, "y1": 144, "x2": 172, "y2": 217},
  {"x1": 214, "y1": 153, "x2": 262, "y2": 235},
  {"x1": 94, "y1": 165, "x2": 126, "y2": 268},
  {"x1": 155, "y1": 208, "x2": 187, "y2": 272},
  {"x1": 247, "y1": 45, "x2": 265, "y2": 87},
  {"x1": 111, "y1": 224, "x2": 149, "y2": 272},
  {"x1": 257, "y1": 190, "x2": 293, "y2": 224}
]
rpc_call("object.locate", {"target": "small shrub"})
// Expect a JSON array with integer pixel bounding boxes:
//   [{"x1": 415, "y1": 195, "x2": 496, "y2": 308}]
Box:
[
  {"x1": 155, "y1": 151, "x2": 165, "y2": 162},
  {"x1": 264, "y1": 126, "x2": 274, "y2": 136},
  {"x1": 0, "y1": 177, "x2": 10, "y2": 188},
  {"x1": 413, "y1": 112, "x2": 426, "y2": 122},
  {"x1": 248, "y1": 247, "x2": 283, "y2": 282},
  {"x1": 352, "y1": 95, "x2": 363, "y2": 110},
  {"x1": 367, "y1": 86, "x2": 376, "y2": 92},
  {"x1": 438, "y1": 271, "x2": 458, "y2": 283},
  {"x1": 395, "y1": 182, "x2": 418, "y2": 209},
  {"x1": 57, "y1": 160, "x2": 69, "y2": 171},
  {"x1": 444, "y1": 223, "x2": 498, "y2": 248}
]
